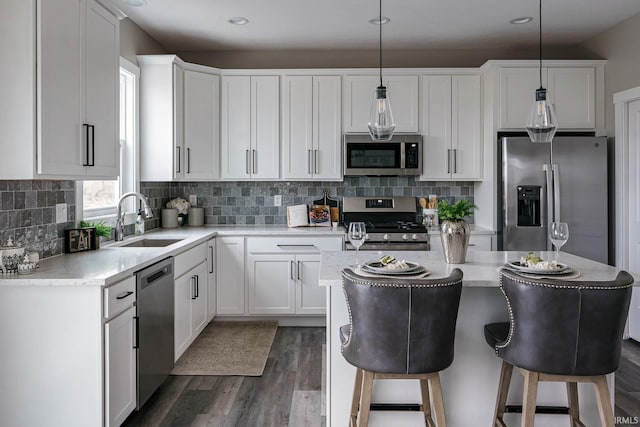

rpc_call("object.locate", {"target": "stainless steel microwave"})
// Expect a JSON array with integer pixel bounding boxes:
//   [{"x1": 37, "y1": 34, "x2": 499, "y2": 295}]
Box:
[{"x1": 343, "y1": 133, "x2": 422, "y2": 176}]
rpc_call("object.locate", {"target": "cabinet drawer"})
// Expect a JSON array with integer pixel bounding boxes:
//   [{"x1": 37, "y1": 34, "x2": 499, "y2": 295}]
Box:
[
  {"x1": 246, "y1": 236, "x2": 343, "y2": 254},
  {"x1": 468, "y1": 235, "x2": 493, "y2": 250},
  {"x1": 175, "y1": 242, "x2": 208, "y2": 278},
  {"x1": 104, "y1": 276, "x2": 136, "y2": 319}
]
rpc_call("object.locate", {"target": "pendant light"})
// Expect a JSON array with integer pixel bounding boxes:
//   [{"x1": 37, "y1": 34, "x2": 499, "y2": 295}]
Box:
[
  {"x1": 368, "y1": 0, "x2": 395, "y2": 141},
  {"x1": 525, "y1": 0, "x2": 558, "y2": 143}
]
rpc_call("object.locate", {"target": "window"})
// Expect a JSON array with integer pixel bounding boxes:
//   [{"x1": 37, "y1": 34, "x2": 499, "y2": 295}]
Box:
[{"x1": 79, "y1": 58, "x2": 139, "y2": 220}]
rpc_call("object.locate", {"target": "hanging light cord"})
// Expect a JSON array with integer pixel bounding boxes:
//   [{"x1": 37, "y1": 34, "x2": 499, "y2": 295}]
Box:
[
  {"x1": 539, "y1": 0, "x2": 543, "y2": 88},
  {"x1": 379, "y1": 0, "x2": 383, "y2": 87}
]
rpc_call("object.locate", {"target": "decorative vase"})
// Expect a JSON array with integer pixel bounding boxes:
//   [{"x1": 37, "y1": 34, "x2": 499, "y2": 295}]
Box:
[{"x1": 440, "y1": 219, "x2": 470, "y2": 264}]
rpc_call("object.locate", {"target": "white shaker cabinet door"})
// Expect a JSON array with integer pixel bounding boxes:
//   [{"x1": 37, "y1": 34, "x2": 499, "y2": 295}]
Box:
[
  {"x1": 295, "y1": 254, "x2": 325, "y2": 315},
  {"x1": 174, "y1": 271, "x2": 194, "y2": 360},
  {"x1": 282, "y1": 76, "x2": 314, "y2": 179},
  {"x1": 313, "y1": 75, "x2": 342, "y2": 180},
  {"x1": 498, "y1": 67, "x2": 544, "y2": 130},
  {"x1": 420, "y1": 75, "x2": 452, "y2": 180},
  {"x1": 221, "y1": 76, "x2": 252, "y2": 179},
  {"x1": 84, "y1": 0, "x2": 119, "y2": 178},
  {"x1": 184, "y1": 70, "x2": 220, "y2": 180},
  {"x1": 451, "y1": 75, "x2": 482, "y2": 180},
  {"x1": 105, "y1": 305, "x2": 136, "y2": 427},
  {"x1": 216, "y1": 237, "x2": 246, "y2": 315},
  {"x1": 37, "y1": 0, "x2": 85, "y2": 176},
  {"x1": 547, "y1": 67, "x2": 596, "y2": 129},
  {"x1": 207, "y1": 238, "x2": 217, "y2": 322},
  {"x1": 247, "y1": 254, "x2": 296, "y2": 315},
  {"x1": 251, "y1": 76, "x2": 280, "y2": 179}
]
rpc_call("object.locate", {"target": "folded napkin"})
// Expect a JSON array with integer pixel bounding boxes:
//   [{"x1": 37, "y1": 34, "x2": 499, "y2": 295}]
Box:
[{"x1": 353, "y1": 267, "x2": 431, "y2": 279}]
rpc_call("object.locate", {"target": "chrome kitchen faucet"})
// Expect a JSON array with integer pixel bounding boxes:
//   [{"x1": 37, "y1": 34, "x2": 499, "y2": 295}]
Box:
[{"x1": 115, "y1": 192, "x2": 153, "y2": 241}]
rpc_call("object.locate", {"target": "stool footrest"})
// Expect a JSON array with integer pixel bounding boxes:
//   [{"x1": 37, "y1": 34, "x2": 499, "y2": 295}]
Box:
[
  {"x1": 369, "y1": 403, "x2": 422, "y2": 411},
  {"x1": 504, "y1": 404, "x2": 569, "y2": 414}
]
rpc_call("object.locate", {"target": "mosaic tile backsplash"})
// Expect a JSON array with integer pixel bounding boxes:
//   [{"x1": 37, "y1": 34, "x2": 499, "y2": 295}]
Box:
[
  {"x1": 0, "y1": 178, "x2": 474, "y2": 260},
  {"x1": 142, "y1": 177, "x2": 475, "y2": 227}
]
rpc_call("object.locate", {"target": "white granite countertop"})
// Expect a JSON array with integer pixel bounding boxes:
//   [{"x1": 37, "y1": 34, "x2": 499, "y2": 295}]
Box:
[
  {"x1": 202, "y1": 224, "x2": 346, "y2": 236},
  {"x1": 319, "y1": 250, "x2": 637, "y2": 287},
  {"x1": 425, "y1": 224, "x2": 495, "y2": 235}
]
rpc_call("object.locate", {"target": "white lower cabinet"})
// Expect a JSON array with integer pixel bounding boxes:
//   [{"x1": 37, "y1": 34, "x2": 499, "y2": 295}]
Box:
[
  {"x1": 216, "y1": 236, "x2": 246, "y2": 315},
  {"x1": 174, "y1": 243, "x2": 209, "y2": 361},
  {"x1": 295, "y1": 254, "x2": 325, "y2": 315},
  {"x1": 207, "y1": 238, "x2": 217, "y2": 322},
  {"x1": 430, "y1": 233, "x2": 494, "y2": 253},
  {"x1": 247, "y1": 254, "x2": 295, "y2": 314},
  {"x1": 105, "y1": 305, "x2": 136, "y2": 427}
]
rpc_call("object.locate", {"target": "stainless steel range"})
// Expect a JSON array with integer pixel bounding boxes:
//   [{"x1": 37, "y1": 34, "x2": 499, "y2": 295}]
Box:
[{"x1": 342, "y1": 196, "x2": 429, "y2": 250}]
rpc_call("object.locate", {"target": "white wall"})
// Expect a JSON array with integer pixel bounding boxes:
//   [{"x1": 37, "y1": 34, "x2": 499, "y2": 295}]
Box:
[{"x1": 119, "y1": 18, "x2": 167, "y2": 65}]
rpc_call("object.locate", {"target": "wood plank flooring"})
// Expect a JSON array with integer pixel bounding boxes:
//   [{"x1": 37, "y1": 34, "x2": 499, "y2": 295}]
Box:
[
  {"x1": 124, "y1": 328, "x2": 640, "y2": 427},
  {"x1": 123, "y1": 327, "x2": 325, "y2": 427},
  {"x1": 616, "y1": 338, "x2": 640, "y2": 424}
]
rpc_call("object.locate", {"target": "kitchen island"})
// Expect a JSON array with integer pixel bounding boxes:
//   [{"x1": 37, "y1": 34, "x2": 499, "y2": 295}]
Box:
[{"x1": 321, "y1": 250, "x2": 635, "y2": 427}]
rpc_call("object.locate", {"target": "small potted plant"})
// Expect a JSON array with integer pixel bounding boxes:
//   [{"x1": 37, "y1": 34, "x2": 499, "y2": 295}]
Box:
[
  {"x1": 437, "y1": 199, "x2": 478, "y2": 264},
  {"x1": 79, "y1": 220, "x2": 113, "y2": 249}
]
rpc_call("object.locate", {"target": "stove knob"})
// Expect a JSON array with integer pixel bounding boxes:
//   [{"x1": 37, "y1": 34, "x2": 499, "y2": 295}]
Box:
[
  {"x1": 411, "y1": 234, "x2": 418, "y2": 240},
  {"x1": 402, "y1": 234, "x2": 409, "y2": 241},
  {"x1": 365, "y1": 234, "x2": 370, "y2": 240},
  {"x1": 383, "y1": 234, "x2": 390, "y2": 241}
]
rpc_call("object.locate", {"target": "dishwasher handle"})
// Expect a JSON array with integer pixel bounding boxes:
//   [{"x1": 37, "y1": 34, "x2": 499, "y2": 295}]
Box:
[{"x1": 139, "y1": 260, "x2": 173, "y2": 291}]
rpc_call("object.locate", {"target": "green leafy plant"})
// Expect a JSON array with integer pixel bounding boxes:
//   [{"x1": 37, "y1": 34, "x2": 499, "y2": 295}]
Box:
[
  {"x1": 79, "y1": 220, "x2": 113, "y2": 238},
  {"x1": 437, "y1": 199, "x2": 478, "y2": 222}
]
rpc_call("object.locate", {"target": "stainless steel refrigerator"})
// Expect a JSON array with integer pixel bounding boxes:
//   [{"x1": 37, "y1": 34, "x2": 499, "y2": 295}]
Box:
[{"x1": 498, "y1": 136, "x2": 608, "y2": 263}]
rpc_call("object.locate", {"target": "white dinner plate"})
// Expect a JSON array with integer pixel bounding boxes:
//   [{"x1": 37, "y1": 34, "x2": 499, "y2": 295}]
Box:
[{"x1": 506, "y1": 261, "x2": 570, "y2": 275}]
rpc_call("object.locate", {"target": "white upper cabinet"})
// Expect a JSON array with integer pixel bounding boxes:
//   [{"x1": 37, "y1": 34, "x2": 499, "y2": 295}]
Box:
[
  {"x1": 184, "y1": 70, "x2": 220, "y2": 180},
  {"x1": 499, "y1": 66, "x2": 596, "y2": 130},
  {"x1": 282, "y1": 75, "x2": 341, "y2": 180},
  {"x1": 0, "y1": 0, "x2": 119, "y2": 179},
  {"x1": 421, "y1": 75, "x2": 482, "y2": 180},
  {"x1": 221, "y1": 75, "x2": 280, "y2": 180},
  {"x1": 343, "y1": 75, "x2": 419, "y2": 133},
  {"x1": 139, "y1": 56, "x2": 221, "y2": 181}
]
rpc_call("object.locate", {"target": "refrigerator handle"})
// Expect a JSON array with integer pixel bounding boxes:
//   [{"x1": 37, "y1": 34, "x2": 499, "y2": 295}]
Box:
[
  {"x1": 543, "y1": 163, "x2": 553, "y2": 251},
  {"x1": 552, "y1": 163, "x2": 560, "y2": 222}
]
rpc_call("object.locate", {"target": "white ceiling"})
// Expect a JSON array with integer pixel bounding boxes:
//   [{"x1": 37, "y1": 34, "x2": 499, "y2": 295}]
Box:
[{"x1": 113, "y1": 0, "x2": 640, "y2": 52}]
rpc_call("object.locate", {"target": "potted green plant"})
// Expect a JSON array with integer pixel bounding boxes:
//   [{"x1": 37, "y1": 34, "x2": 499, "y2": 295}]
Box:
[
  {"x1": 437, "y1": 199, "x2": 478, "y2": 264},
  {"x1": 79, "y1": 220, "x2": 113, "y2": 248}
]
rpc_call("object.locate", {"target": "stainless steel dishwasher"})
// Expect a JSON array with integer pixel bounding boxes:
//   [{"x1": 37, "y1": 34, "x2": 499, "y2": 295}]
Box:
[{"x1": 135, "y1": 257, "x2": 174, "y2": 409}]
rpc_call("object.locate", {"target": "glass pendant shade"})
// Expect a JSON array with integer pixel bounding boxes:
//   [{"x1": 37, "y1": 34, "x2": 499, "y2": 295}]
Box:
[
  {"x1": 368, "y1": 86, "x2": 395, "y2": 141},
  {"x1": 526, "y1": 88, "x2": 558, "y2": 143}
]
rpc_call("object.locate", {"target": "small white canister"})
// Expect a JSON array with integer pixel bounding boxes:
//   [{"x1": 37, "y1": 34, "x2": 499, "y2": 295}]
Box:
[
  {"x1": 188, "y1": 207, "x2": 204, "y2": 226},
  {"x1": 161, "y1": 208, "x2": 179, "y2": 228}
]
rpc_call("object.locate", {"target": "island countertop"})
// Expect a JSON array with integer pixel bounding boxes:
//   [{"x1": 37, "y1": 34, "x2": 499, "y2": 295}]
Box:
[{"x1": 319, "y1": 250, "x2": 637, "y2": 287}]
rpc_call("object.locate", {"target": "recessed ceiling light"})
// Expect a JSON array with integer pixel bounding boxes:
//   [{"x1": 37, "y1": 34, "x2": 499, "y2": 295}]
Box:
[
  {"x1": 228, "y1": 17, "x2": 249, "y2": 25},
  {"x1": 368, "y1": 17, "x2": 391, "y2": 25},
  {"x1": 510, "y1": 16, "x2": 533, "y2": 24},
  {"x1": 122, "y1": 0, "x2": 147, "y2": 6}
]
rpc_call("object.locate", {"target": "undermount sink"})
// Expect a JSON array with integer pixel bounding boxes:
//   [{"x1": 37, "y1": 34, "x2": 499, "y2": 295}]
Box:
[{"x1": 116, "y1": 238, "x2": 183, "y2": 248}]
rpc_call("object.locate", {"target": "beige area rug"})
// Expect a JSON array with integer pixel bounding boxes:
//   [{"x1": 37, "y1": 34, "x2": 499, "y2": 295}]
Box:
[{"x1": 171, "y1": 321, "x2": 278, "y2": 376}]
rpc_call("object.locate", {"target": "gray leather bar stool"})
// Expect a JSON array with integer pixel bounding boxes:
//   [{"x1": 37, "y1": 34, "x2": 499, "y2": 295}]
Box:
[
  {"x1": 340, "y1": 267, "x2": 463, "y2": 427},
  {"x1": 485, "y1": 268, "x2": 634, "y2": 427}
]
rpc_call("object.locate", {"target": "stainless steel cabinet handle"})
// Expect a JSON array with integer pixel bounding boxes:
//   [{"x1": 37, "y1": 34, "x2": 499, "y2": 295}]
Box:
[
  {"x1": 314, "y1": 149, "x2": 319, "y2": 174},
  {"x1": 552, "y1": 163, "x2": 560, "y2": 222},
  {"x1": 133, "y1": 316, "x2": 139, "y2": 349},
  {"x1": 290, "y1": 260, "x2": 295, "y2": 280},
  {"x1": 195, "y1": 275, "x2": 199, "y2": 298},
  {"x1": 447, "y1": 149, "x2": 451, "y2": 174},
  {"x1": 277, "y1": 244, "x2": 317, "y2": 249},
  {"x1": 187, "y1": 147, "x2": 191, "y2": 173},
  {"x1": 297, "y1": 261, "x2": 301, "y2": 280},
  {"x1": 176, "y1": 146, "x2": 181, "y2": 173},
  {"x1": 252, "y1": 149, "x2": 257, "y2": 174},
  {"x1": 245, "y1": 150, "x2": 250, "y2": 174},
  {"x1": 468, "y1": 243, "x2": 476, "y2": 246},
  {"x1": 209, "y1": 245, "x2": 214, "y2": 274},
  {"x1": 116, "y1": 291, "x2": 134, "y2": 300},
  {"x1": 453, "y1": 149, "x2": 457, "y2": 173},
  {"x1": 191, "y1": 276, "x2": 196, "y2": 300},
  {"x1": 308, "y1": 150, "x2": 312, "y2": 174}
]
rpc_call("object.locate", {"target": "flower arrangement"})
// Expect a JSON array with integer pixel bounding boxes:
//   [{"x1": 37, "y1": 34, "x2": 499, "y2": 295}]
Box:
[{"x1": 166, "y1": 197, "x2": 191, "y2": 215}]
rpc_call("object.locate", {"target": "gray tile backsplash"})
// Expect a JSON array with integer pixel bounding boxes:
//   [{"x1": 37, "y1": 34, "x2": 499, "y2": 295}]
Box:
[
  {"x1": 142, "y1": 177, "x2": 475, "y2": 227},
  {"x1": 0, "y1": 180, "x2": 75, "y2": 259},
  {"x1": 0, "y1": 179, "x2": 473, "y2": 259}
]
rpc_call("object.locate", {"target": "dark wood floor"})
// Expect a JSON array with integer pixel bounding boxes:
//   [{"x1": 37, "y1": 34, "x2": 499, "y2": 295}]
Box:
[
  {"x1": 123, "y1": 327, "x2": 325, "y2": 427},
  {"x1": 616, "y1": 338, "x2": 640, "y2": 424},
  {"x1": 124, "y1": 328, "x2": 640, "y2": 427}
]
